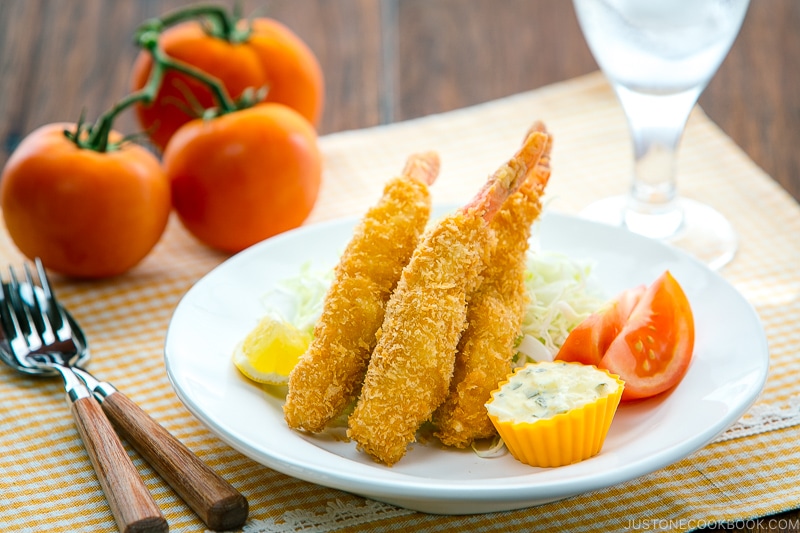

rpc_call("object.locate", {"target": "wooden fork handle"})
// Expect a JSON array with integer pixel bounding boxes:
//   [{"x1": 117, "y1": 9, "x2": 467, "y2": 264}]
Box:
[
  {"x1": 71, "y1": 396, "x2": 167, "y2": 533},
  {"x1": 101, "y1": 391, "x2": 248, "y2": 531}
]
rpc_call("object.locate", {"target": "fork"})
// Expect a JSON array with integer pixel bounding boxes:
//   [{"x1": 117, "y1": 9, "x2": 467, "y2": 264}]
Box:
[
  {"x1": 2, "y1": 260, "x2": 248, "y2": 531},
  {"x1": 0, "y1": 265, "x2": 168, "y2": 533}
]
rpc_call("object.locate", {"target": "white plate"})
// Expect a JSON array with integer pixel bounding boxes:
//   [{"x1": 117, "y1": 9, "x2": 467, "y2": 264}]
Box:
[{"x1": 164, "y1": 209, "x2": 768, "y2": 515}]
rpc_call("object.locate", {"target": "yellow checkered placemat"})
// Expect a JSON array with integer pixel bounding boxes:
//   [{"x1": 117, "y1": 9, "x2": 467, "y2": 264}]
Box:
[{"x1": 1, "y1": 72, "x2": 799, "y2": 532}]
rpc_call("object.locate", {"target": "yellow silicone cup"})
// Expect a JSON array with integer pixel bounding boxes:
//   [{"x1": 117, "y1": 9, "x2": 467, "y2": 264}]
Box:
[{"x1": 486, "y1": 363, "x2": 625, "y2": 468}]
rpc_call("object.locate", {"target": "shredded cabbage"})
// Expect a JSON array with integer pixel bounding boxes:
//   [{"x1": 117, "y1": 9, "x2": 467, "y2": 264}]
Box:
[
  {"x1": 471, "y1": 435, "x2": 508, "y2": 458},
  {"x1": 517, "y1": 251, "x2": 604, "y2": 363},
  {"x1": 259, "y1": 263, "x2": 333, "y2": 335}
]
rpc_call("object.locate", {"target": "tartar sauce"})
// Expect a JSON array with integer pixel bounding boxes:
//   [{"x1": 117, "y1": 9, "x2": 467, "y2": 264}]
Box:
[{"x1": 486, "y1": 361, "x2": 619, "y2": 423}]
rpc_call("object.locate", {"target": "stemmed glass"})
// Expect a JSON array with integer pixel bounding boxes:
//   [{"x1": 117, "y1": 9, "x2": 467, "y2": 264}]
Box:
[{"x1": 572, "y1": 0, "x2": 750, "y2": 270}]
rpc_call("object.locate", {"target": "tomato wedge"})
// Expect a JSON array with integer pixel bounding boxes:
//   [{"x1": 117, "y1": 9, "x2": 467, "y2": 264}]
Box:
[
  {"x1": 556, "y1": 271, "x2": 694, "y2": 401},
  {"x1": 555, "y1": 284, "x2": 646, "y2": 366}
]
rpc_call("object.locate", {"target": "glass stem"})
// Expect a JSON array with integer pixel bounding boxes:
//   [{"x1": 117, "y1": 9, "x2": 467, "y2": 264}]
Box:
[{"x1": 614, "y1": 84, "x2": 702, "y2": 238}]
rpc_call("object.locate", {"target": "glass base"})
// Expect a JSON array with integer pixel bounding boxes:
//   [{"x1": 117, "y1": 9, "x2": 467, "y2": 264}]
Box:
[{"x1": 580, "y1": 196, "x2": 737, "y2": 270}]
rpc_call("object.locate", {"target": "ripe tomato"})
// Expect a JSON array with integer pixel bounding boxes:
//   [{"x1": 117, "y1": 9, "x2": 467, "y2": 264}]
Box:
[
  {"x1": 0, "y1": 123, "x2": 171, "y2": 278},
  {"x1": 162, "y1": 103, "x2": 321, "y2": 253},
  {"x1": 247, "y1": 18, "x2": 324, "y2": 126},
  {"x1": 555, "y1": 284, "x2": 646, "y2": 367},
  {"x1": 556, "y1": 271, "x2": 694, "y2": 401},
  {"x1": 131, "y1": 18, "x2": 324, "y2": 151}
]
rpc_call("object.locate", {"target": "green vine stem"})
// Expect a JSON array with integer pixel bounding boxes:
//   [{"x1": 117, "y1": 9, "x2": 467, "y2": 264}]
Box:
[
  {"x1": 137, "y1": 4, "x2": 251, "y2": 43},
  {"x1": 66, "y1": 5, "x2": 257, "y2": 153}
]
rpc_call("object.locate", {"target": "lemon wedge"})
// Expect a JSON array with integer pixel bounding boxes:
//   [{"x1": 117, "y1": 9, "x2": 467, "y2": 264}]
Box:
[{"x1": 232, "y1": 315, "x2": 311, "y2": 385}]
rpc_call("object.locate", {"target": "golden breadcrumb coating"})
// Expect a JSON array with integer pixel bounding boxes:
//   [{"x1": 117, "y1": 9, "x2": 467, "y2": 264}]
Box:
[
  {"x1": 283, "y1": 153, "x2": 439, "y2": 432},
  {"x1": 434, "y1": 124, "x2": 552, "y2": 447},
  {"x1": 346, "y1": 131, "x2": 549, "y2": 465},
  {"x1": 346, "y1": 212, "x2": 496, "y2": 465}
]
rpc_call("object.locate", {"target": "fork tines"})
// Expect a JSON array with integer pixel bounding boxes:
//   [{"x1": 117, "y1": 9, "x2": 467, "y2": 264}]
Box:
[{"x1": 1, "y1": 259, "x2": 70, "y2": 351}]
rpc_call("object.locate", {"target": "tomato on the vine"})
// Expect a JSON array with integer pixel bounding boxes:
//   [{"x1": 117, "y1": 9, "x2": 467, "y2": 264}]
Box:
[
  {"x1": 556, "y1": 271, "x2": 695, "y2": 401},
  {"x1": 0, "y1": 123, "x2": 171, "y2": 278},
  {"x1": 162, "y1": 103, "x2": 322, "y2": 253},
  {"x1": 131, "y1": 16, "x2": 324, "y2": 151}
]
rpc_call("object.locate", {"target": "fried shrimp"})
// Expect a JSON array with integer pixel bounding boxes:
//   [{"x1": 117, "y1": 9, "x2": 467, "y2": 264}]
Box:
[
  {"x1": 346, "y1": 131, "x2": 550, "y2": 465},
  {"x1": 283, "y1": 152, "x2": 440, "y2": 432},
  {"x1": 433, "y1": 123, "x2": 553, "y2": 448}
]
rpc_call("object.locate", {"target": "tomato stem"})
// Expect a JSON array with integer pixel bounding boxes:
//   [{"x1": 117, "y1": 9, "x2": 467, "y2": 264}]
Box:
[
  {"x1": 73, "y1": 28, "x2": 240, "y2": 153},
  {"x1": 138, "y1": 4, "x2": 251, "y2": 44},
  {"x1": 65, "y1": 4, "x2": 255, "y2": 153}
]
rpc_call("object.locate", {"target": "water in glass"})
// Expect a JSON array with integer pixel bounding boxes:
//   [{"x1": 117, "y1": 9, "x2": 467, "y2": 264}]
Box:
[{"x1": 573, "y1": 0, "x2": 750, "y2": 269}]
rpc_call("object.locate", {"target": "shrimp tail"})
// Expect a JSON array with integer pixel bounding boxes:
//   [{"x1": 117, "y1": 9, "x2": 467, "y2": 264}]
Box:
[
  {"x1": 403, "y1": 151, "x2": 440, "y2": 186},
  {"x1": 521, "y1": 120, "x2": 552, "y2": 192},
  {"x1": 463, "y1": 131, "x2": 550, "y2": 221}
]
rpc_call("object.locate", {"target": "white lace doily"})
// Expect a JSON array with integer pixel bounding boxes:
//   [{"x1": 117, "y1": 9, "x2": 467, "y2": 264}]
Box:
[
  {"x1": 215, "y1": 499, "x2": 415, "y2": 533},
  {"x1": 712, "y1": 395, "x2": 800, "y2": 443}
]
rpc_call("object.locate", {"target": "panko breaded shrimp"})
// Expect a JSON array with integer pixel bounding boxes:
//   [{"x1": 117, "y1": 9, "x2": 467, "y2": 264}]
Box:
[
  {"x1": 433, "y1": 123, "x2": 553, "y2": 448},
  {"x1": 346, "y1": 131, "x2": 550, "y2": 465},
  {"x1": 283, "y1": 152, "x2": 440, "y2": 432}
]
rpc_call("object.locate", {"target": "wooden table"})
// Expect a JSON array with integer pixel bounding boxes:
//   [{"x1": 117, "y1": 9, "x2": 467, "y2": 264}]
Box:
[{"x1": 1, "y1": 1, "x2": 798, "y2": 531}]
